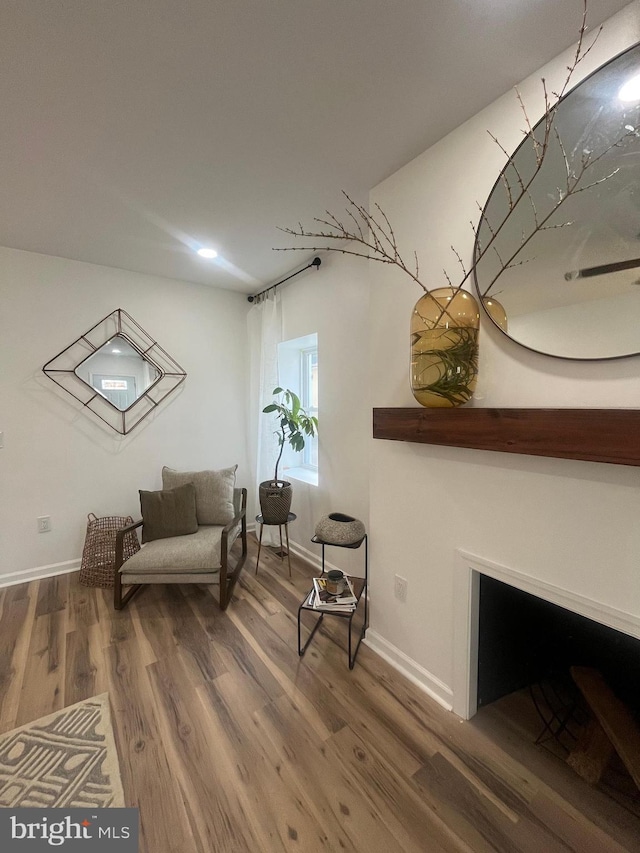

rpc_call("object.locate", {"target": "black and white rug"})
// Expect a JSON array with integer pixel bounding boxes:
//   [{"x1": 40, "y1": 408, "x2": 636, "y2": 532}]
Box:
[{"x1": 0, "y1": 694, "x2": 124, "y2": 808}]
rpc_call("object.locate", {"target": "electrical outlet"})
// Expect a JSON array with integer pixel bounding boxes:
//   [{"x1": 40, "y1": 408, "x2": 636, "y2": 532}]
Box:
[
  {"x1": 37, "y1": 516, "x2": 52, "y2": 533},
  {"x1": 394, "y1": 574, "x2": 408, "y2": 602}
]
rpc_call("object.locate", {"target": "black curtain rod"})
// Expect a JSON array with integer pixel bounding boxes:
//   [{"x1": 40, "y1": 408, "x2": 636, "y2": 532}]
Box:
[
  {"x1": 247, "y1": 257, "x2": 321, "y2": 303},
  {"x1": 564, "y1": 257, "x2": 640, "y2": 280}
]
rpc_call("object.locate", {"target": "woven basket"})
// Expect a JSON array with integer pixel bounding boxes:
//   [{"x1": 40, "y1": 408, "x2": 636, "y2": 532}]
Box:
[
  {"x1": 79, "y1": 513, "x2": 140, "y2": 588},
  {"x1": 258, "y1": 480, "x2": 292, "y2": 524}
]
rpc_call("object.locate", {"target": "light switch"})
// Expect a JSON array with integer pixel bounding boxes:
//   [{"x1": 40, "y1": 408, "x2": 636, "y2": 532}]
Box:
[{"x1": 0, "y1": 431, "x2": 4, "y2": 448}]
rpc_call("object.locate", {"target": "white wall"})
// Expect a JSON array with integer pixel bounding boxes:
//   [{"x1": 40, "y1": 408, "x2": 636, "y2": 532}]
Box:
[
  {"x1": 367, "y1": 2, "x2": 640, "y2": 707},
  {"x1": 0, "y1": 247, "x2": 250, "y2": 581},
  {"x1": 278, "y1": 254, "x2": 371, "y2": 577},
  {"x1": 508, "y1": 289, "x2": 640, "y2": 359}
]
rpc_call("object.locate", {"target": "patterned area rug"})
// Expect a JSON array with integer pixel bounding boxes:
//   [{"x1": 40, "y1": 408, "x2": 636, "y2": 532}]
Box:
[{"x1": 0, "y1": 694, "x2": 124, "y2": 808}]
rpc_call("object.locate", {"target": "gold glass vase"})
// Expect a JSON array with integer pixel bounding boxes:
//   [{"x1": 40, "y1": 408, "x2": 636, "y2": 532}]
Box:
[
  {"x1": 482, "y1": 296, "x2": 508, "y2": 331},
  {"x1": 410, "y1": 288, "x2": 480, "y2": 407}
]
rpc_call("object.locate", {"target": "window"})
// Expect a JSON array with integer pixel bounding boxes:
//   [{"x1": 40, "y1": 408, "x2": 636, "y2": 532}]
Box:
[
  {"x1": 300, "y1": 346, "x2": 318, "y2": 468},
  {"x1": 277, "y1": 333, "x2": 318, "y2": 485}
]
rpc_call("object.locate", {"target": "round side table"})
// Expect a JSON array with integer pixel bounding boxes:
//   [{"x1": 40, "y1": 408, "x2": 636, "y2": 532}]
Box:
[{"x1": 255, "y1": 512, "x2": 297, "y2": 576}]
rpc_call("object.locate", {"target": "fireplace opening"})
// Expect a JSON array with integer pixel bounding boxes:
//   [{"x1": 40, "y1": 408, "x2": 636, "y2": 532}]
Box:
[
  {"x1": 478, "y1": 575, "x2": 640, "y2": 716},
  {"x1": 477, "y1": 575, "x2": 640, "y2": 808}
]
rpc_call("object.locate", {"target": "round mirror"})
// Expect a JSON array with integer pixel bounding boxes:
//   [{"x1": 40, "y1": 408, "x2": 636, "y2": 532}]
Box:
[{"x1": 474, "y1": 42, "x2": 640, "y2": 360}]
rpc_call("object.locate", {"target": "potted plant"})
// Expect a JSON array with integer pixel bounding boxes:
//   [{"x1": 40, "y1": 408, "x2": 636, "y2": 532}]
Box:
[{"x1": 259, "y1": 387, "x2": 318, "y2": 523}]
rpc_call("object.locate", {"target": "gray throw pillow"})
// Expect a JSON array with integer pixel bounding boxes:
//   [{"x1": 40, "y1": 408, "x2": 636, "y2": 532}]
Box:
[
  {"x1": 139, "y1": 483, "x2": 198, "y2": 543},
  {"x1": 162, "y1": 465, "x2": 237, "y2": 525}
]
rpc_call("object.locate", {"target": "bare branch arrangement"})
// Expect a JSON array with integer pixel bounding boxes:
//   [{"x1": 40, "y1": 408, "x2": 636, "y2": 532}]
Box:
[
  {"x1": 275, "y1": 0, "x2": 634, "y2": 315},
  {"x1": 274, "y1": 1, "x2": 638, "y2": 404},
  {"x1": 280, "y1": 194, "x2": 426, "y2": 290}
]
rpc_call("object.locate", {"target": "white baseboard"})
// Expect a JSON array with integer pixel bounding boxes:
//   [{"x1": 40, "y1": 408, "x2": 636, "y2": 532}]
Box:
[
  {"x1": 287, "y1": 539, "x2": 342, "y2": 574},
  {"x1": 0, "y1": 558, "x2": 81, "y2": 589},
  {"x1": 3, "y1": 548, "x2": 455, "y2": 719},
  {"x1": 288, "y1": 542, "x2": 453, "y2": 712},
  {"x1": 364, "y1": 630, "x2": 453, "y2": 712}
]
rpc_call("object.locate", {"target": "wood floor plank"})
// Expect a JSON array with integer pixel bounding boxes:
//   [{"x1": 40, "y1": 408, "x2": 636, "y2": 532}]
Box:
[
  {"x1": 237, "y1": 567, "x2": 283, "y2": 617},
  {"x1": 527, "y1": 789, "x2": 632, "y2": 853},
  {"x1": 239, "y1": 571, "x2": 321, "y2": 644},
  {"x1": 266, "y1": 607, "x2": 427, "y2": 777},
  {"x1": 95, "y1": 586, "x2": 134, "y2": 645},
  {"x1": 325, "y1": 723, "x2": 472, "y2": 853},
  {"x1": 227, "y1": 597, "x2": 348, "y2": 737},
  {"x1": 64, "y1": 624, "x2": 107, "y2": 706},
  {"x1": 2, "y1": 550, "x2": 638, "y2": 853},
  {"x1": 125, "y1": 602, "x2": 160, "y2": 669},
  {"x1": 66, "y1": 576, "x2": 99, "y2": 633},
  {"x1": 185, "y1": 586, "x2": 284, "y2": 710},
  {"x1": 0, "y1": 585, "x2": 37, "y2": 732},
  {"x1": 473, "y1": 693, "x2": 640, "y2": 849},
  {"x1": 413, "y1": 750, "x2": 568, "y2": 853},
  {"x1": 125, "y1": 585, "x2": 228, "y2": 685},
  {"x1": 126, "y1": 591, "x2": 177, "y2": 663},
  {"x1": 246, "y1": 559, "x2": 310, "y2": 614},
  {"x1": 200, "y1": 672, "x2": 340, "y2": 851},
  {"x1": 0, "y1": 581, "x2": 30, "y2": 609},
  {"x1": 145, "y1": 653, "x2": 266, "y2": 852},
  {"x1": 104, "y1": 639, "x2": 194, "y2": 853},
  {"x1": 156, "y1": 585, "x2": 228, "y2": 683},
  {"x1": 35, "y1": 573, "x2": 69, "y2": 617},
  {"x1": 355, "y1": 641, "x2": 544, "y2": 809},
  {"x1": 254, "y1": 691, "x2": 415, "y2": 853},
  {"x1": 16, "y1": 604, "x2": 66, "y2": 726}
]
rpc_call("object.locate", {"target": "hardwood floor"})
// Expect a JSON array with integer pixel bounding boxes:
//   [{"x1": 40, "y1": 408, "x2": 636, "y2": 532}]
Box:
[{"x1": 2, "y1": 538, "x2": 639, "y2": 852}]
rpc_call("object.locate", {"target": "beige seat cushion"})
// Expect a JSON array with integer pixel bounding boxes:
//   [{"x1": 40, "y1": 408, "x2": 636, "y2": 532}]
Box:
[
  {"x1": 120, "y1": 525, "x2": 227, "y2": 575},
  {"x1": 162, "y1": 465, "x2": 237, "y2": 525}
]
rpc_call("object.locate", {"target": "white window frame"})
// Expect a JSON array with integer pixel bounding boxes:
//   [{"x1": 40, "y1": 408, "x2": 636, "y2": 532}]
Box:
[
  {"x1": 300, "y1": 346, "x2": 318, "y2": 470},
  {"x1": 276, "y1": 333, "x2": 318, "y2": 486}
]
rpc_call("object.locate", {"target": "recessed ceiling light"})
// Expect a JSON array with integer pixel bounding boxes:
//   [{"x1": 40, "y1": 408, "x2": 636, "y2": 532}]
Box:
[
  {"x1": 618, "y1": 73, "x2": 640, "y2": 102},
  {"x1": 197, "y1": 247, "x2": 218, "y2": 259}
]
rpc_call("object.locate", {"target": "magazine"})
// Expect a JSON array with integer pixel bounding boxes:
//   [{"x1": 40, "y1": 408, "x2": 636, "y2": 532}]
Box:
[{"x1": 310, "y1": 575, "x2": 357, "y2": 610}]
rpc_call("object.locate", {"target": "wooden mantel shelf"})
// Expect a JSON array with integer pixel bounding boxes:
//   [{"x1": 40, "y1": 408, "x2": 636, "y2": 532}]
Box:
[{"x1": 372, "y1": 408, "x2": 640, "y2": 467}]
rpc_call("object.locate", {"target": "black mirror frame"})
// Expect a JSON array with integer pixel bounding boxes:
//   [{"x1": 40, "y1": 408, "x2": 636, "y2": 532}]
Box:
[
  {"x1": 473, "y1": 40, "x2": 640, "y2": 361},
  {"x1": 43, "y1": 308, "x2": 186, "y2": 434}
]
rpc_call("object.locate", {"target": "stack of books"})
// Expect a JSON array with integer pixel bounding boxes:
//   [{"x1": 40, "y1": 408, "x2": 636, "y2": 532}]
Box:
[{"x1": 305, "y1": 575, "x2": 358, "y2": 612}]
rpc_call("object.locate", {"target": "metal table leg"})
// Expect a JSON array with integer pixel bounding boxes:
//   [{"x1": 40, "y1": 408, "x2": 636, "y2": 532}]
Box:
[
  {"x1": 284, "y1": 523, "x2": 292, "y2": 577},
  {"x1": 298, "y1": 601, "x2": 324, "y2": 656},
  {"x1": 298, "y1": 534, "x2": 368, "y2": 668},
  {"x1": 255, "y1": 521, "x2": 264, "y2": 574}
]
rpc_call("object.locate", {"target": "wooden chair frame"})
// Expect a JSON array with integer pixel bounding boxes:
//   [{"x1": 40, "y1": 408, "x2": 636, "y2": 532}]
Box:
[{"x1": 114, "y1": 488, "x2": 248, "y2": 611}]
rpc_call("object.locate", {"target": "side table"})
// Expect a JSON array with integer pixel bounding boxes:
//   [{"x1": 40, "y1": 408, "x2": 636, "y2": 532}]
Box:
[
  {"x1": 255, "y1": 512, "x2": 297, "y2": 577},
  {"x1": 297, "y1": 533, "x2": 368, "y2": 669}
]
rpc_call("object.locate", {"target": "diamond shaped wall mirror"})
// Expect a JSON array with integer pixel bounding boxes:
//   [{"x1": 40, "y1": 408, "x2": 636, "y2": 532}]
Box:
[
  {"x1": 43, "y1": 309, "x2": 186, "y2": 434},
  {"x1": 75, "y1": 335, "x2": 163, "y2": 412}
]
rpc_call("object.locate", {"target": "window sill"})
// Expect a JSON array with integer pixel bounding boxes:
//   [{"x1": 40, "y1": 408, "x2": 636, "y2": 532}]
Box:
[{"x1": 284, "y1": 467, "x2": 318, "y2": 486}]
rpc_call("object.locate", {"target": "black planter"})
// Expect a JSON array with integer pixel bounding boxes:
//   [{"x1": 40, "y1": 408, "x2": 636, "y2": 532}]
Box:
[{"x1": 259, "y1": 480, "x2": 293, "y2": 524}]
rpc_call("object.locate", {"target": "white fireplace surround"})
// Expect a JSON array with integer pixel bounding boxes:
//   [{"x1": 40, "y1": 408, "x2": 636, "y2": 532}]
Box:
[{"x1": 453, "y1": 549, "x2": 640, "y2": 720}]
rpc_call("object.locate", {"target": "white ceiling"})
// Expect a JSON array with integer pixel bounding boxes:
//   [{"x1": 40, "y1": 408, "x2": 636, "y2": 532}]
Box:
[{"x1": 1, "y1": 0, "x2": 631, "y2": 295}]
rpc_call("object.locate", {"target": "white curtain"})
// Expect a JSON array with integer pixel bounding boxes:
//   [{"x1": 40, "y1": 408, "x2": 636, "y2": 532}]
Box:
[{"x1": 248, "y1": 291, "x2": 282, "y2": 545}]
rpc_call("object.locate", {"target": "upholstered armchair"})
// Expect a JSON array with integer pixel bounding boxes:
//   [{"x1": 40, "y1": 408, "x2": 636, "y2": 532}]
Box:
[{"x1": 114, "y1": 466, "x2": 247, "y2": 611}]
